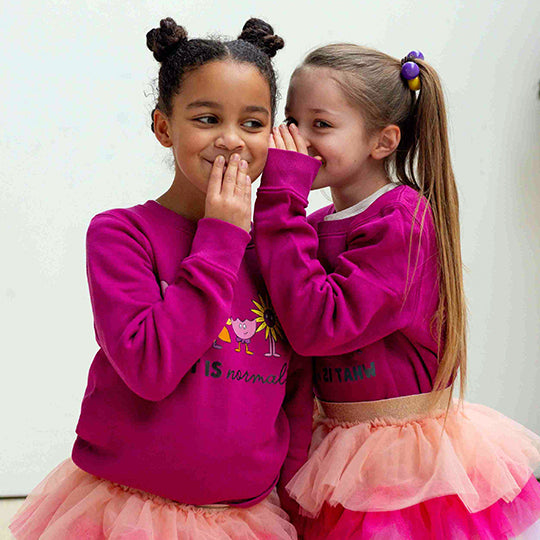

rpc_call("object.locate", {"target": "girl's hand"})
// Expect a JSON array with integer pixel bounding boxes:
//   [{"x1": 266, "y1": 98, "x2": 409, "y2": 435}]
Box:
[
  {"x1": 270, "y1": 124, "x2": 309, "y2": 155},
  {"x1": 205, "y1": 154, "x2": 252, "y2": 233}
]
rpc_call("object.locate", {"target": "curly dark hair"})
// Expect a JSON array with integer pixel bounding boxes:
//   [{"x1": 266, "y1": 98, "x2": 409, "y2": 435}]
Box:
[{"x1": 146, "y1": 17, "x2": 284, "y2": 130}]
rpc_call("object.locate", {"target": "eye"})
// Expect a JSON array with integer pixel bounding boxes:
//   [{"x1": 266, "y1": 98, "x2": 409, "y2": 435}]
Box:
[
  {"x1": 242, "y1": 118, "x2": 264, "y2": 129},
  {"x1": 195, "y1": 116, "x2": 218, "y2": 125},
  {"x1": 284, "y1": 117, "x2": 298, "y2": 127},
  {"x1": 243, "y1": 119, "x2": 264, "y2": 129},
  {"x1": 314, "y1": 120, "x2": 332, "y2": 128}
]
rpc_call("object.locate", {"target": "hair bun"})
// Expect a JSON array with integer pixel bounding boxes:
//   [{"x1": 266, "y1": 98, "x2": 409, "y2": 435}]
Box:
[
  {"x1": 146, "y1": 18, "x2": 188, "y2": 62},
  {"x1": 238, "y1": 18, "x2": 284, "y2": 58}
]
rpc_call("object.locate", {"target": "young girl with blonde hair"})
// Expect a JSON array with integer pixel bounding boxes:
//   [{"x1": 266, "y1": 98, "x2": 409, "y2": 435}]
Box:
[{"x1": 254, "y1": 44, "x2": 540, "y2": 539}]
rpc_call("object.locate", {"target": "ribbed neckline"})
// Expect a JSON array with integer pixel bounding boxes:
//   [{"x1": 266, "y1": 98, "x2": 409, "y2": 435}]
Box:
[
  {"x1": 317, "y1": 184, "x2": 410, "y2": 233},
  {"x1": 141, "y1": 200, "x2": 198, "y2": 235},
  {"x1": 324, "y1": 183, "x2": 399, "y2": 222}
]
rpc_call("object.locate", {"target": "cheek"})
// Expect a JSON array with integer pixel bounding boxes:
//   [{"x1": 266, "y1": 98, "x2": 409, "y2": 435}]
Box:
[{"x1": 248, "y1": 137, "x2": 270, "y2": 176}]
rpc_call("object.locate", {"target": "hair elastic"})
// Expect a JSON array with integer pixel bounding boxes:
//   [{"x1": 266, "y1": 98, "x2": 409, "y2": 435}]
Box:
[{"x1": 400, "y1": 50, "x2": 424, "y2": 91}]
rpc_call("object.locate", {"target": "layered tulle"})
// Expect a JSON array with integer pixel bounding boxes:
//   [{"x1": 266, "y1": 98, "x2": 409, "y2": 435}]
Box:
[
  {"x1": 287, "y1": 401, "x2": 540, "y2": 519},
  {"x1": 9, "y1": 459, "x2": 297, "y2": 540},
  {"x1": 302, "y1": 476, "x2": 540, "y2": 539}
]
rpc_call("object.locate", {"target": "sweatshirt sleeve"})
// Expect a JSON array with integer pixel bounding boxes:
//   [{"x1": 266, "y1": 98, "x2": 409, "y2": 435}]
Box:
[
  {"x1": 254, "y1": 149, "x2": 422, "y2": 357},
  {"x1": 86, "y1": 213, "x2": 250, "y2": 401},
  {"x1": 278, "y1": 352, "x2": 313, "y2": 524}
]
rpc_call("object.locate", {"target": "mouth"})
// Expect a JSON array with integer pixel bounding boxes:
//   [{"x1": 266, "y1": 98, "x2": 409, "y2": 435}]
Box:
[
  {"x1": 203, "y1": 157, "x2": 238, "y2": 168},
  {"x1": 203, "y1": 158, "x2": 227, "y2": 168}
]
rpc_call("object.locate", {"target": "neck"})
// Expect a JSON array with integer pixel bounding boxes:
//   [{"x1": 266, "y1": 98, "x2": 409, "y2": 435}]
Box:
[
  {"x1": 156, "y1": 170, "x2": 206, "y2": 222},
  {"x1": 330, "y1": 163, "x2": 390, "y2": 212}
]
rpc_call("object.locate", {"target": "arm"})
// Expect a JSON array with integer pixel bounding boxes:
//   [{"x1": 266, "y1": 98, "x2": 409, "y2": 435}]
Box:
[
  {"x1": 278, "y1": 352, "x2": 313, "y2": 527},
  {"x1": 87, "y1": 213, "x2": 250, "y2": 401},
  {"x1": 254, "y1": 149, "x2": 420, "y2": 357}
]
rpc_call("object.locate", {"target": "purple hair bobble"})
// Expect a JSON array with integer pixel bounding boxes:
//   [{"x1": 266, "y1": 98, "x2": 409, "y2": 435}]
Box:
[
  {"x1": 401, "y1": 61, "x2": 420, "y2": 81},
  {"x1": 400, "y1": 50, "x2": 424, "y2": 91},
  {"x1": 407, "y1": 50, "x2": 424, "y2": 60}
]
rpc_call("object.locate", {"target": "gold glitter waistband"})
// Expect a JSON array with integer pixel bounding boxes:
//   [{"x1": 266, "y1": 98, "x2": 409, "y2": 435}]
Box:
[
  {"x1": 316, "y1": 387, "x2": 452, "y2": 423},
  {"x1": 111, "y1": 481, "x2": 231, "y2": 511}
]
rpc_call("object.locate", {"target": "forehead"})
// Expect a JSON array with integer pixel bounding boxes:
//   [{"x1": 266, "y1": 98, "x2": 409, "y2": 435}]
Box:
[
  {"x1": 287, "y1": 67, "x2": 351, "y2": 111},
  {"x1": 175, "y1": 60, "x2": 271, "y2": 110}
]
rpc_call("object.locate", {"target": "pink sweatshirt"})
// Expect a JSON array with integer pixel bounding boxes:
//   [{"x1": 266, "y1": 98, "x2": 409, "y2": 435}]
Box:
[
  {"x1": 72, "y1": 199, "x2": 313, "y2": 506},
  {"x1": 254, "y1": 149, "x2": 440, "y2": 402}
]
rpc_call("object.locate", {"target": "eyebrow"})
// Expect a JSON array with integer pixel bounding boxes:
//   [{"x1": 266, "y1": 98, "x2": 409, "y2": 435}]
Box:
[
  {"x1": 309, "y1": 108, "x2": 334, "y2": 114},
  {"x1": 186, "y1": 100, "x2": 269, "y2": 116},
  {"x1": 285, "y1": 108, "x2": 335, "y2": 116}
]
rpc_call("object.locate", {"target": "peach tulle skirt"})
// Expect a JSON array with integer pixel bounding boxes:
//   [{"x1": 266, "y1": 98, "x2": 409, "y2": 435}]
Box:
[
  {"x1": 287, "y1": 399, "x2": 540, "y2": 539},
  {"x1": 9, "y1": 459, "x2": 297, "y2": 539}
]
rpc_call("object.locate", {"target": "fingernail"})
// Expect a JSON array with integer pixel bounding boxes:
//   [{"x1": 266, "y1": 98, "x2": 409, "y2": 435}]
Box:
[
  {"x1": 231, "y1": 154, "x2": 240, "y2": 162},
  {"x1": 239, "y1": 160, "x2": 248, "y2": 170},
  {"x1": 216, "y1": 155, "x2": 224, "y2": 165},
  {"x1": 290, "y1": 123, "x2": 297, "y2": 130},
  {"x1": 246, "y1": 176, "x2": 251, "y2": 183}
]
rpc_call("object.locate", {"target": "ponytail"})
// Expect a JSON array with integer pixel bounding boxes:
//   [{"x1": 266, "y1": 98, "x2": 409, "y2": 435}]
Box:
[{"x1": 410, "y1": 61, "x2": 467, "y2": 403}]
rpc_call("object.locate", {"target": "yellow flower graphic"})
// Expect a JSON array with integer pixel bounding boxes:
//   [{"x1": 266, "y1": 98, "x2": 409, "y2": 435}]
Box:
[{"x1": 251, "y1": 294, "x2": 284, "y2": 357}]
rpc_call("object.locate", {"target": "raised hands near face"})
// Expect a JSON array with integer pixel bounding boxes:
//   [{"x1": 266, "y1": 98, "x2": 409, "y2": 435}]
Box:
[
  {"x1": 204, "y1": 154, "x2": 252, "y2": 233},
  {"x1": 270, "y1": 124, "x2": 323, "y2": 162}
]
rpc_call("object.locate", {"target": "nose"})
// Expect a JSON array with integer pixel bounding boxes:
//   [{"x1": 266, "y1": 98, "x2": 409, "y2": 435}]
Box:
[{"x1": 214, "y1": 125, "x2": 245, "y2": 153}]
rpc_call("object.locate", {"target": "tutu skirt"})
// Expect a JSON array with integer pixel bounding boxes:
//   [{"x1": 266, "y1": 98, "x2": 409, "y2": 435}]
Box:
[
  {"x1": 287, "y1": 398, "x2": 540, "y2": 539},
  {"x1": 9, "y1": 459, "x2": 297, "y2": 539}
]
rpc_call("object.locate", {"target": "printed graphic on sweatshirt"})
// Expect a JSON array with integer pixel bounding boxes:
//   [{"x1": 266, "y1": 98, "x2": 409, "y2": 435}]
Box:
[
  {"x1": 251, "y1": 294, "x2": 284, "y2": 358},
  {"x1": 160, "y1": 281, "x2": 283, "y2": 356},
  {"x1": 316, "y1": 361, "x2": 376, "y2": 383},
  {"x1": 213, "y1": 320, "x2": 232, "y2": 350},
  {"x1": 231, "y1": 318, "x2": 257, "y2": 354},
  {"x1": 189, "y1": 358, "x2": 288, "y2": 386}
]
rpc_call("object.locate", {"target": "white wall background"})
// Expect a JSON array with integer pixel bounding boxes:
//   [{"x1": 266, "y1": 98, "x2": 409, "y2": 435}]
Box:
[{"x1": 1, "y1": 0, "x2": 539, "y2": 495}]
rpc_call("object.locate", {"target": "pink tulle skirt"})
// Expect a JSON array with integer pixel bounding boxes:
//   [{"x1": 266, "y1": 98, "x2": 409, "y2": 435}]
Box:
[
  {"x1": 9, "y1": 459, "x2": 297, "y2": 539},
  {"x1": 287, "y1": 400, "x2": 540, "y2": 539}
]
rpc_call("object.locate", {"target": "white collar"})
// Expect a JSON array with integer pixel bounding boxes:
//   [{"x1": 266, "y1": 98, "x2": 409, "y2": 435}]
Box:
[{"x1": 324, "y1": 183, "x2": 398, "y2": 222}]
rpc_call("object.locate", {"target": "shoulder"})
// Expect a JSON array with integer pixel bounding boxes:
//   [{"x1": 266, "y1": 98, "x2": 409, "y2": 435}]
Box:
[
  {"x1": 86, "y1": 203, "x2": 156, "y2": 251},
  {"x1": 89, "y1": 203, "x2": 151, "y2": 230},
  {"x1": 348, "y1": 185, "x2": 436, "y2": 251}
]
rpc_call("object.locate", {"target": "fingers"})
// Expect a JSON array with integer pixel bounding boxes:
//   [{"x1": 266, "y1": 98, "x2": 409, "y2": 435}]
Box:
[
  {"x1": 272, "y1": 125, "x2": 309, "y2": 155},
  {"x1": 272, "y1": 127, "x2": 286, "y2": 150},
  {"x1": 221, "y1": 154, "x2": 240, "y2": 197},
  {"x1": 244, "y1": 175, "x2": 252, "y2": 205},
  {"x1": 207, "y1": 155, "x2": 225, "y2": 199},
  {"x1": 278, "y1": 124, "x2": 297, "y2": 152},
  {"x1": 288, "y1": 124, "x2": 309, "y2": 155},
  {"x1": 269, "y1": 133, "x2": 276, "y2": 149},
  {"x1": 234, "y1": 158, "x2": 249, "y2": 197}
]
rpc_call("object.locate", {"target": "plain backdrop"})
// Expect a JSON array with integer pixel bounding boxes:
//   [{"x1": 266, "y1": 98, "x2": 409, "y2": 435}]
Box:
[{"x1": 1, "y1": 0, "x2": 539, "y2": 495}]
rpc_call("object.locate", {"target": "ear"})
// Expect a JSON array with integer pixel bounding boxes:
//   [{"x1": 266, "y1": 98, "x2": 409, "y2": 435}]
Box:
[
  {"x1": 371, "y1": 125, "x2": 401, "y2": 160},
  {"x1": 153, "y1": 108, "x2": 173, "y2": 148}
]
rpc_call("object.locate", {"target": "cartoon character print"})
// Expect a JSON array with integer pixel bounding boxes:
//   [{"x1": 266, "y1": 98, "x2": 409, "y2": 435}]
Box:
[
  {"x1": 252, "y1": 294, "x2": 284, "y2": 358},
  {"x1": 231, "y1": 319, "x2": 257, "y2": 355},
  {"x1": 213, "y1": 320, "x2": 232, "y2": 350},
  {"x1": 161, "y1": 280, "x2": 284, "y2": 356}
]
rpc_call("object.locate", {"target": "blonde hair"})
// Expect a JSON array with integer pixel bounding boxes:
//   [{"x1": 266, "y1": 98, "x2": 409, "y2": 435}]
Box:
[{"x1": 300, "y1": 44, "x2": 467, "y2": 404}]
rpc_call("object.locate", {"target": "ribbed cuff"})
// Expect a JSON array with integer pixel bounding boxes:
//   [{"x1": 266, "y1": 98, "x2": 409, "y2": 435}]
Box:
[
  {"x1": 260, "y1": 148, "x2": 321, "y2": 199},
  {"x1": 190, "y1": 218, "x2": 251, "y2": 276}
]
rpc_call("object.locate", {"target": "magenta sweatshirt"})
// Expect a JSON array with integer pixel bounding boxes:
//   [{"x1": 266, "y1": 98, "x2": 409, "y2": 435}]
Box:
[
  {"x1": 72, "y1": 199, "x2": 313, "y2": 506},
  {"x1": 254, "y1": 149, "x2": 440, "y2": 402}
]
